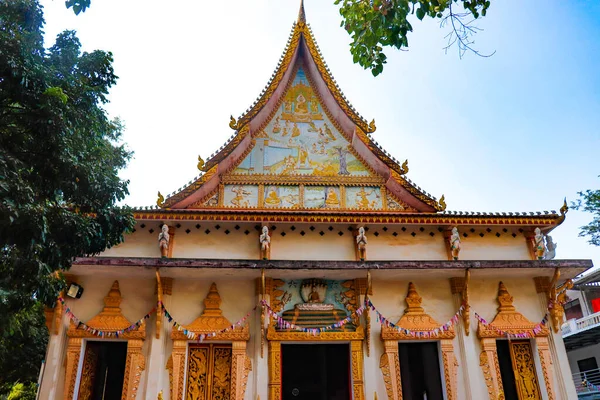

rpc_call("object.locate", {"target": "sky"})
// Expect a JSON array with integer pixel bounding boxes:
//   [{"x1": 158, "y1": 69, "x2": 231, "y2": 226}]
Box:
[{"x1": 39, "y1": 0, "x2": 600, "y2": 272}]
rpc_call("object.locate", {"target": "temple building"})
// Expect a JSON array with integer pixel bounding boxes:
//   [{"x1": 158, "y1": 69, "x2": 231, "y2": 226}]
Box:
[{"x1": 39, "y1": 3, "x2": 593, "y2": 400}]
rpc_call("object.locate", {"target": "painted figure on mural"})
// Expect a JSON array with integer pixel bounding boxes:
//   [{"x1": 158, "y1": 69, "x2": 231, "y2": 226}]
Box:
[
  {"x1": 265, "y1": 187, "x2": 281, "y2": 207},
  {"x1": 450, "y1": 227, "x2": 461, "y2": 260},
  {"x1": 333, "y1": 146, "x2": 350, "y2": 175},
  {"x1": 355, "y1": 187, "x2": 375, "y2": 209},
  {"x1": 230, "y1": 185, "x2": 251, "y2": 207},
  {"x1": 325, "y1": 187, "x2": 340, "y2": 207},
  {"x1": 534, "y1": 227, "x2": 546, "y2": 259},
  {"x1": 260, "y1": 226, "x2": 271, "y2": 260},
  {"x1": 292, "y1": 122, "x2": 301, "y2": 137},
  {"x1": 273, "y1": 116, "x2": 281, "y2": 133},
  {"x1": 356, "y1": 226, "x2": 367, "y2": 261},
  {"x1": 158, "y1": 224, "x2": 170, "y2": 258},
  {"x1": 295, "y1": 93, "x2": 309, "y2": 115}
]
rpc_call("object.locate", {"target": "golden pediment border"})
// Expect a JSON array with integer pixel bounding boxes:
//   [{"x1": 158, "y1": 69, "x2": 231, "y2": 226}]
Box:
[
  {"x1": 477, "y1": 282, "x2": 549, "y2": 338},
  {"x1": 63, "y1": 281, "x2": 146, "y2": 400},
  {"x1": 168, "y1": 283, "x2": 251, "y2": 400},
  {"x1": 266, "y1": 324, "x2": 365, "y2": 341}
]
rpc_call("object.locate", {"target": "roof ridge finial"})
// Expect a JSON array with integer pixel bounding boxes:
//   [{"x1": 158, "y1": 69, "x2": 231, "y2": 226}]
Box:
[{"x1": 298, "y1": 0, "x2": 306, "y2": 24}]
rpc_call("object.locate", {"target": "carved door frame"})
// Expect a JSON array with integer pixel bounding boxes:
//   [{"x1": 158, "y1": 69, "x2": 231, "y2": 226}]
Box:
[
  {"x1": 167, "y1": 283, "x2": 251, "y2": 400},
  {"x1": 477, "y1": 282, "x2": 554, "y2": 400},
  {"x1": 266, "y1": 330, "x2": 365, "y2": 400},
  {"x1": 63, "y1": 281, "x2": 146, "y2": 400},
  {"x1": 379, "y1": 283, "x2": 458, "y2": 400}
]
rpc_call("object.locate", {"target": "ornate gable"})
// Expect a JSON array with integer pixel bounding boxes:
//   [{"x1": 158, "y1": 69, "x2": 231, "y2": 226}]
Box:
[{"x1": 159, "y1": 3, "x2": 443, "y2": 213}]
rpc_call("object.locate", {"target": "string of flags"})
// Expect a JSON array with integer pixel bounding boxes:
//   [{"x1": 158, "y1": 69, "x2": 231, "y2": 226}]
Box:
[
  {"x1": 474, "y1": 311, "x2": 548, "y2": 339},
  {"x1": 261, "y1": 300, "x2": 366, "y2": 334},
  {"x1": 57, "y1": 292, "x2": 567, "y2": 340},
  {"x1": 58, "y1": 297, "x2": 155, "y2": 338},
  {"x1": 159, "y1": 301, "x2": 256, "y2": 342},
  {"x1": 366, "y1": 298, "x2": 464, "y2": 338}
]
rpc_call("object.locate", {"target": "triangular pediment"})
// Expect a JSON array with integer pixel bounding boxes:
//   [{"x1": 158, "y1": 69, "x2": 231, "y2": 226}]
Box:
[{"x1": 160, "y1": 8, "x2": 444, "y2": 213}]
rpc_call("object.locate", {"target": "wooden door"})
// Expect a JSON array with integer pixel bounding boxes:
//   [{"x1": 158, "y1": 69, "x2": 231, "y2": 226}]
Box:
[
  {"x1": 509, "y1": 341, "x2": 542, "y2": 400},
  {"x1": 186, "y1": 344, "x2": 232, "y2": 400}
]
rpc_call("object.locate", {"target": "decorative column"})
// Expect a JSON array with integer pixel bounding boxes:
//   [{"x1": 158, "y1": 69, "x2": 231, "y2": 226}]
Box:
[
  {"x1": 479, "y1": 338, "x2": 503, "y2": 400},
  {"x1": 147, "y1": 276, "x2": 173, "y2": 399},
  {"x1": 123, "y1": 339, "x2": 146, "y2": 399},
  {"x1": 168, "y1": 340, "x2": 187, "y2": 400},
  {"x1": 441, "y1": 339, "x2": 459, "y2": 400},
  {"x1": 63, "y1": 338, "x2": 83, "y2": 400},
  {"x1": 379, "y1": 340, "x2": 401, "y2": 400},
  {"x1": 351, "y1": 340, "x2": 365, "y2": 400},
  {"x1": 268, "y1": 341, "x2": 281, "y2": 400},
  {"x1": 449, "y1": 275, "x2": 473, "y2": 400},
  {"x1": 231, "y1": 341, "x2": 251, "y2": 400},
  {"x1": 534, "y1": 276, "x2": 577, "y2": 400},
  {"x1": 536, "y1": 336, "x2": 555, "y2": 400}
]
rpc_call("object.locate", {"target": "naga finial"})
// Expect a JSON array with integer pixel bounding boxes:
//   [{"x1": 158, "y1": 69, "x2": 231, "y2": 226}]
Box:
[
  {"x1": 367, "y1": 119, "x2": 376, "y2": 133},
  {"x1": 438, "y1": 195, "x2": 447, "y2": 211},
  {"x1": 197, "y1": 155, "x2": 205, "y2": 171},
  {"x1": 157, "y1": 191, "x2": 164, "y2": 207},
  {"x1": 229, "y1": 115, "x2": 238, "y2": 130},
  {"x1": 560, "y1": 197, "x2": 568, "y2": 215},
  {"x1": 400, "y1": 159, "x2": 409, "y2": 174}
]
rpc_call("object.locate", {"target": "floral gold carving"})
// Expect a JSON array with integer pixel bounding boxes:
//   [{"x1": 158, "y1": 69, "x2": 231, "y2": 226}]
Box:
[
  {"x1": 510, "y1": 341, "x2": 542, "y2": 400},
  {"x1": 63, "y1": 281, "x2": 146, "y2": 400},
  {"x1": 477, "y1": 282, "x2": 549, "y2": 338},
  {"x1": 379, "y1": 283, "x2": 457, "y2": 400},
  {"x1": 77, "y1": 344, "x2": 99, "y2": 400},
  {"x1": 536, "y1": 336, "x2": 554, "y2": 400},
  {"x1": 171, "y1": 284, "x2": 250, "y2": 400}
]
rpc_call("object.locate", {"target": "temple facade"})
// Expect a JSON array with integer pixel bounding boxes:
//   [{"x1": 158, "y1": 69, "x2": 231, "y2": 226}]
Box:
[{"x1": 39, "y1": 4, "x2": 592, "y2": 400}]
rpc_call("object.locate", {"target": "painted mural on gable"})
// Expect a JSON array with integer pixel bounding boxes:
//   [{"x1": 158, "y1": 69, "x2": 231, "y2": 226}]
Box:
[
  {"x1": 233, "y1": 68, "x2": 371, "y2": 177},
  {"x1": 269, "y1": 278, "x2": 359, "y2": 332}
]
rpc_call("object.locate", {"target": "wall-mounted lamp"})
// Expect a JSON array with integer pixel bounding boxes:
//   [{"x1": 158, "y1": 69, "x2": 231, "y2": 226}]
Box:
[{"x1": 66, "y1": 283, "x2": 84, "y2": 299}]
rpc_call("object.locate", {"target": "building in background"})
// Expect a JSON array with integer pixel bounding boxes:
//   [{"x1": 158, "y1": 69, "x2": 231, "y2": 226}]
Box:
[
  {"x1": 38, "y1": 3, "x2": 592, "y2": 400},
  {"x1": 562, "y1": 270, "x2": 600, "y2": 398}
]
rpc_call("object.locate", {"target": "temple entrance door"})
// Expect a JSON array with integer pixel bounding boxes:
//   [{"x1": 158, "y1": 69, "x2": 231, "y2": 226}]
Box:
[
  {"x1": 281, "y1": 343, "x2": 350, "y2": 400},
  {"x1": 186, "y1": 344, "x2": 233, "y2": 400},
  {"x1": 496, "y1": 340, "x2": 542, "y2": 400},
  {"x1": 398, "y1": 342, "x2": 444, "y2": 400},
  {"x1": 77, "y1": 341, "x2": 127, "y2": 400}
]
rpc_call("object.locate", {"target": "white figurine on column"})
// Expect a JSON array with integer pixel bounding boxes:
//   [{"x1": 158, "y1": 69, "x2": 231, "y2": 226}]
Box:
[
  {"x1": 158, "y1": 224, "x2": 170, "y2": 258},
  {"x1": 356, "y1": 226, "x2": 367, "y2": 261},
  {"x1": 260, "y1": 226, "x2": 271, "y2": 260},
  {"x1": 534, "y1": 227, "x2": 546, "y2": 259},
  {"x1": 450, "y1": 227, "x2": 461, "y2": 260}
]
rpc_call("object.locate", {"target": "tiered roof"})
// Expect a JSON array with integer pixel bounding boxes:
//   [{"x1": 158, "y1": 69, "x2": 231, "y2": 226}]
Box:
[{"x1": 136, "y1": 2, "x2": 566, "y2": 230}]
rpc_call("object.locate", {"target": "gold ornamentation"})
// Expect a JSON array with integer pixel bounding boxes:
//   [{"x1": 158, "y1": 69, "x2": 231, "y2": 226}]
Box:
[
  {"x1": 477, "y1": 282, "x2": 550, "y2": 338},
  {"x1": 166, "y1": 356, "x2": 174, "y2": 400},
  {"x1": 171, "y1": 284, "x2": 250, "y2": 400},
  {"x1": 536, "y1": 337, "x2": 555, "y2": 400},
  {"x1": 368, "y1": 119, "x2": 376, "y2": 133},
  {"x1": 157, "y1": 191, "x2": 165, "y2": 207},
  {"x1": 548, "y1": 269, "x2": 574, "y2": 333},
  {"x1": 400, "y1": 159, "x2": 409, "y2": 174},
  {"x1": 197, "y1": 155, "x2": 205, "y2": 171},
  {"x1": 439, "y1": 195, "x2": 447, "y2": 211},
  {"x1": 449, "y1": 270, "x2": 470, "y2": 335},
  {"x1": 229, "y1": 115, "x2": 239, "y2": 130},
  {"x1": 480, "y1": 351, "x2": 495, "y2": 400},
  {"x1": 381, "y1": 282, "x2": 456, "y2": 340},
  {"x1": 77, "y1": 343, "x2": 98, "y2": 400},
  {"x1": 560, "y1": 198, "x2": 568, "y2": 215},
  {"x1": 64, "y1": 281, "x2": 146, "y2": 400},
  {"x1": 441, "y1": 340, "x2": 459, "y2": 400},
  {"x1": 479, "y1": 339, "x2": 504, "y2": 400},
  {"x1": 134, "y1": 209, "x2": 564, "y2": 226},
  {"x1": 379, "y1": 342, "x2": 402, "y2": 400},
  {"x1": 510, "y1": 341, "x2": 542, "y2": 400}
]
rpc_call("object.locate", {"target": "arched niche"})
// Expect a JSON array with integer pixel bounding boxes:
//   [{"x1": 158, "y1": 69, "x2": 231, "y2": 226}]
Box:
[
  {"x1": 64, "y1": 280, "x2": 146, "y2": 400},
  {"x1": 477, "y1": 282, "x2": 554, "y2": 400},
  {"x1": 379, "y1": 282, "x2": 458, "y2": 400},
  {"x1": 167, "y1": 283, "x2": 251, "y2": 400}
]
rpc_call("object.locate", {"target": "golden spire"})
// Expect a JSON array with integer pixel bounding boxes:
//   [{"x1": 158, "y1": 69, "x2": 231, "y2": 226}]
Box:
[{"x1": 298, "y1": 0, "x2": 306, "y2": 24}]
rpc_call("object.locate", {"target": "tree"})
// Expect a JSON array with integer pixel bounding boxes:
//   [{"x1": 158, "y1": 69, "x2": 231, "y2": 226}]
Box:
[
  {"x1": 66, "y1": 1, "x2": 493, "y2": 76},
  {"x1": 335, "y1": 0, "x2": 493, "y2": 75},
  {"x1": 573, "y1": 181, "x2": 600, "y2": 246},
  {"x1": 0, "y1": 0, "x2": 133, "y2": 342}
]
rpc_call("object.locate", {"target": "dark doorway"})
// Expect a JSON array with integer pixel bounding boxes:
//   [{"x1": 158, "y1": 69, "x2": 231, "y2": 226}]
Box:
[
  {"x1": 82, "y1": 341, "x2": 128, "y2": 400},
  {"x1": 282, "y1": 344, "x2": 350, "y2": 400},
  {"x1": 398, "y1": 342, "x2": 444, "y2": 400},
  {"x1": 496, "y1": 340, "x2": 519, "y2": 400}
]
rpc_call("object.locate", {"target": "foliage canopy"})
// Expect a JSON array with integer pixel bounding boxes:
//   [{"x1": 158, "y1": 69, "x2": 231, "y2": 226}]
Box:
[
  {"x1": 573, "y1": 181, "x2": 600, "y2": 247},
  {"x1": 0, "y1": 0, "x2": 134, "y2": 328}
]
